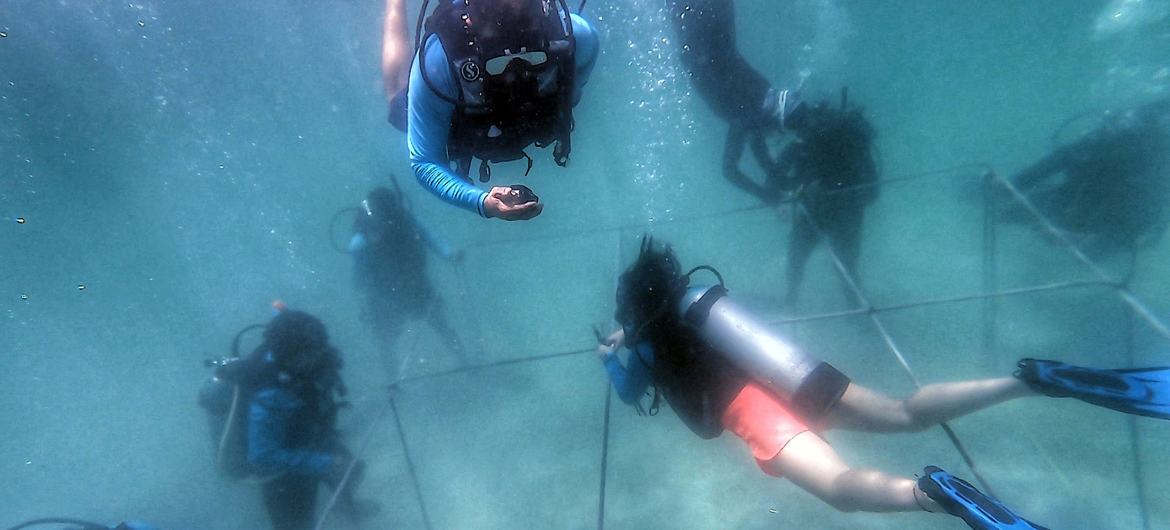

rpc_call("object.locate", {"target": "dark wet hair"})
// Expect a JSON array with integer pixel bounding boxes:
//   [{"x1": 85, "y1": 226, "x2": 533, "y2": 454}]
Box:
[
  {"x1": 615, "y1": 236, "x2": 686, "y2": 345},
  {"x1": 366, "y1": 186, "x2": 401, "y2": 220},
  {"x1": 468, "y1": 0, "x2": 556, "y2": 55},
  {"x1": 263, "y1": 310, "x2": 341, "y2": 378}
]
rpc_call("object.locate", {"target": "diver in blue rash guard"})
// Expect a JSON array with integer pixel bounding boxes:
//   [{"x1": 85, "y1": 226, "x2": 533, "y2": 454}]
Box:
[
  {"x1": 407, "y1": 0, "x2": 600, "y2": 221},
  {"x1": 243, "y1": 309, "x2": 378, "y2": 530}
]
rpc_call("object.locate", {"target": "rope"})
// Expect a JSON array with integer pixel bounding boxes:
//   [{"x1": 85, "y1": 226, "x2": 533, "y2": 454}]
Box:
[
  {"x1": 389, "y1": 395, "x2": 434, "y2": 530},
  {"x1": 596, "y1": 234, "x2": 624, "y2": 530},
  {"x1": 596, "y1": 389, "x2": 612, "y2": 530},
  {"x1": 215, "y1": 384, "x2": 241, "y2": 469},
  {"x1": 981, "y1": 170, "x2": 999, "y2": 365},
  {"x1": 313, "y1": 398, "x2": 392, "y2": 530},
  {"x1": 1124, "y1": 301, "x2": 1152, "y2": 530},
  {"x1": 327, "y1": 207, "x2": 360, "y2": 254}
]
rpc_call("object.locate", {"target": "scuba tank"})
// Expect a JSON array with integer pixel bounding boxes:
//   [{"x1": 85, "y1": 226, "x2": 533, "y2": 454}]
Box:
[{"x1": 678, "y1": 284, "x2": 851, "y2": 421}]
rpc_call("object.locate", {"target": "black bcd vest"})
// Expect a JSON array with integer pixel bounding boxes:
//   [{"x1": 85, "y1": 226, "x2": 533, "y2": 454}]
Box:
[{"x1": 418, "y1": 0, "x2": 577, "y2": 182}]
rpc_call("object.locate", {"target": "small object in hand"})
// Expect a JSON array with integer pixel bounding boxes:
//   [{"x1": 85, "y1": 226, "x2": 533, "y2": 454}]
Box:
[{"x1": 504, "y1": 185, "x2": 539, "y2": 206}]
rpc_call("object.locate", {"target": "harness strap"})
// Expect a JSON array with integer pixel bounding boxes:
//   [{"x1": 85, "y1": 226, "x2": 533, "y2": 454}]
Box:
[{"x1": 684, "y1": 285, "x2": 727, "y2": 327}]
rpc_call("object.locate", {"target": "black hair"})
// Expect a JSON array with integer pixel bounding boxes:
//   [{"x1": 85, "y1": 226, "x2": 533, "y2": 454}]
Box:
[
  {"x1": 468, "y1": 0, "x2": 560, "y2": 56},
  {"x1": 614, "y1": 236, "x2": 686, "y2": 345},
  {"x1": 263, "y1": 310, "x2": 343, "y2": 382},
  {"x1": 366, "y1": 186, "x2": 402, "y2": 220},
  {"x1": 614, "y1": 237, "x2": 734, "y2": 425}
]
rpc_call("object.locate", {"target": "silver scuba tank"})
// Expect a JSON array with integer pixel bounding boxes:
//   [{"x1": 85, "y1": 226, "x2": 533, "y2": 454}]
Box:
[{"x1": 678, "y1": 284, "x2": 850, "y2": 419}]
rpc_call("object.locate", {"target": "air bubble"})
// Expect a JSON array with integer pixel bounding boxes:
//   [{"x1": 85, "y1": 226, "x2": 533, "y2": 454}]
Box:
[
  {"x1": 16, "y1": 217, "x2": 25, "y2": 224},
  {"x1": 77, "y1": 284, "x2": 86, "y2": 291},
  {"x1": 0, "y1": 32, "x2": 8, "y2": 38},
  {"x1": 138, "y1": 20, "x2": 145, "y2": 27}
]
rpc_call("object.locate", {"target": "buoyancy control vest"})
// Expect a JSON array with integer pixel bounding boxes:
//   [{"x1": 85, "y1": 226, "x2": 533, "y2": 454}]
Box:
[
  {"x1": 197, "y1": 324, "x2": 345, "y2": 479},
  {"x1": 636, "y1": 330, "x2": 750, "y2": 439},
  {"x1": 417, "y1": 0, "x2": 577, "y2": 182}
]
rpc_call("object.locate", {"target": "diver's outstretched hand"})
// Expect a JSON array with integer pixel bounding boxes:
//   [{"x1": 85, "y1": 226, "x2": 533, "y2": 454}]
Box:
[
  {"x1": 485, "y1": 185, "x2": 542, "y2": 221},
  {"x1": 596, "y1": 327, "x2": 625, "y2": 360}
]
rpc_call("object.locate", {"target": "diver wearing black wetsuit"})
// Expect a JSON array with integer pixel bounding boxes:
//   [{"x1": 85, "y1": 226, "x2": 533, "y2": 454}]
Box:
[
  {"x1": 1010, "y1": 98, "x2": 1170, "y2": 253},
  {"x1": 349, "y1": 186, "x2": 465, "y2": 376},
  {"x1": 668, "y1": 0, "x2": 801, "y2": 201},
  {"x1": 772, "y1": 99, "x2": 878, "y2": 306}
]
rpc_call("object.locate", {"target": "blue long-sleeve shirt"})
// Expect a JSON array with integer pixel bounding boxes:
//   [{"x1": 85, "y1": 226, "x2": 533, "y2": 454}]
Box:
[
  {"x1": 247, "y1": 383, "x2": 334, "y2": 478},
  {"x1": 407, "y1": 14, "x2": 600, "y2": 217},
  {"x1": 603, "y1": 343, "x2": 655, "y2": 404}
]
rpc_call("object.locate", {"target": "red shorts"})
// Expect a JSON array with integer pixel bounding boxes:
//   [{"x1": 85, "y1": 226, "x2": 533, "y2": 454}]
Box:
[{"x1": 720, "y1": 382, "x2": 810, "y2": 477}]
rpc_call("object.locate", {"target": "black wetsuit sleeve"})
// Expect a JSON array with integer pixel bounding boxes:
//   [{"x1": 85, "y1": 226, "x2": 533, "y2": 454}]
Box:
[
  {"x1": 722, "y1": 127, "x2": 773, "y2": 201},
  {"x1": 1012, "y1": 148, "x2": 1070, "y2": 191},
  {"x1": 773, "y1": 141, "x2": 803, "y2": 192},
  {"x1": 749, "y1": 133, "x2": 786, "y2": 198}
]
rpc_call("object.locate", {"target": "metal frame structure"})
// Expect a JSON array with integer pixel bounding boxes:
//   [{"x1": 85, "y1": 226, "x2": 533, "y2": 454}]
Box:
[{"x1": 315, "y1": 164, "x2": 1168, "y2": 530}]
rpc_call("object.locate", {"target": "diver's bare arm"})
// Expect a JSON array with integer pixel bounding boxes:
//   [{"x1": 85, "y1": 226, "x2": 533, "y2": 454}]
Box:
[
  {"x1": 722, "y1": 127, "x2": 772, "y2": 201},
  {"x1": 382, "y1": 0, "x2": 410, "y2": 102},
  {"x1": 1011, "y1": 149, "x2": 1068, "y2": 191}
]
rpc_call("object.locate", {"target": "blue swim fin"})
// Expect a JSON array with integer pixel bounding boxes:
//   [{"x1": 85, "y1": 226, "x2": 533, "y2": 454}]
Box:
[
  {"x1": 918, "y1": 466, "x2": 1049, "y2": 530},
  {"x1": 1016, "y1": 358, "x2": 1170, "y2": 420}
]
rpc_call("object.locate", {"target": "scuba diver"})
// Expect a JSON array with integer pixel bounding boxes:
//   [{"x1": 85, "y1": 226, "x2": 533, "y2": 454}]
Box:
[
  {"x1": 771, "y1": 93, "x2": 878, "y2": 307},
  {"x1": 1007, "y1": 97, "x2": 1170, "y2": 255},
  {"x1": 346, "y1": 183, "x2": 466, "y2": 378},
  {"x1": 667, "y1": 0, "x2": 806, "y2": 202},
  {"x1": 407, "y1": 0, "x2": 600, "y2": 221},
  {"x1": 597, "y1": 237, "x2": 1170, "y2": 530},
  {"x1": 4, "y1": 519, "x2": 159, "y2": 530},
  {"x1": 198, "y1": 306, "x2": 378, "y2": 530}
]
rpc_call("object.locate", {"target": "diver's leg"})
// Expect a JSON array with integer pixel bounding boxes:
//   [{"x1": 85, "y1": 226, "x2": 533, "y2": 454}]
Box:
[
  {"x1": 823, "y1": 379, "x2": 1034, "y2": 433},
  {"x1": 261, "y1": 475, "x2": 317, "y2": 530},
  {"x1": 425, "y1": 297, "x2": 468, "y2": 365},
  {"x1": 369, "y1": 295, "x2": 407, "y2": 378},
  {"x1": 785, "y1": 200, "x2": 819, "y2": 306},
  {"x1": 824, "y1": 198, "x2": 865, "y2": 305},
  {"x1": 762, "y1": 431, "x2": 940, "y2": 514}
]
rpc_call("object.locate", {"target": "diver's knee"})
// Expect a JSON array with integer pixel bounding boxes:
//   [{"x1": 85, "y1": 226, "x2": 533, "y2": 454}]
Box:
[
  {"x1": 897, "y1": 401, "x2": 934, "y2": 433},
  {"x1": 822, "y1": 495, "x2": 862, "y2": 513}
]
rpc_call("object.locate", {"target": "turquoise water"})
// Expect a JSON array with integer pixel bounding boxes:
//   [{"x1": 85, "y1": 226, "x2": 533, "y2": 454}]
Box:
[{"x1": 2, "y1": 0, "x2": 1169, "y2": 528}]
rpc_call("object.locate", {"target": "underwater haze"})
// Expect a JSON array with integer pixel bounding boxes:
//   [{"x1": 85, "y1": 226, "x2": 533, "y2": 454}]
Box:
[{"x1": 3, "y1": 0, "x2": 1170, "y2": 529}]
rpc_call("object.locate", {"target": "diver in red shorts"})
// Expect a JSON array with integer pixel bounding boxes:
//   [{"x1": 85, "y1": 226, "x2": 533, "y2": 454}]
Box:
[{"x1": 598, "y1": 236, "x2": 1170, "y2": 530}]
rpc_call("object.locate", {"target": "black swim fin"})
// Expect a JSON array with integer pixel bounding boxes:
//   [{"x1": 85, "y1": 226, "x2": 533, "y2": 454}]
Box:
[
  {"x1": 1016, "y1": 358, "x2": 1170, "y2": 420},
  {"x1": 918, "y1": 466, "x2": 1050, "y2": 530}
]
